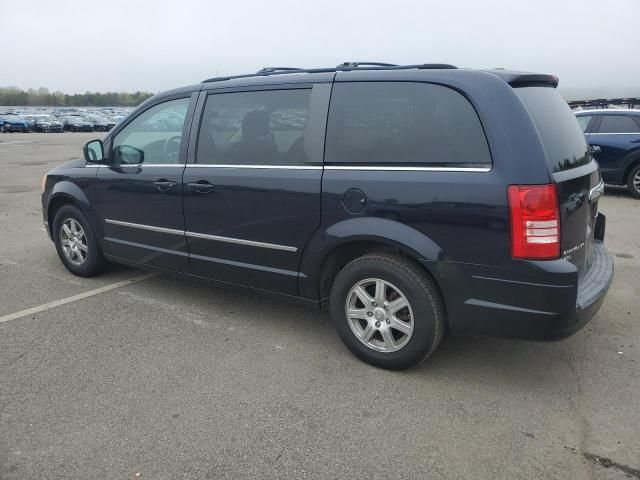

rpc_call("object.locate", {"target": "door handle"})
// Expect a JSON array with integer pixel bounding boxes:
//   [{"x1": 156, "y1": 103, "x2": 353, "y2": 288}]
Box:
[
  {"x1": 154, "y1": 180, "x2": 176, "y2": 192},
  {"x1": 187, "y1": 181, "x2": 215, "y2": 193}
]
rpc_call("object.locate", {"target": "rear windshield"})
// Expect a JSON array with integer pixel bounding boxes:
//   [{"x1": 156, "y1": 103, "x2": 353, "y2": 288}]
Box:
[{"x1": 515, "y1": 87, "x2": 590, "y2": 172}]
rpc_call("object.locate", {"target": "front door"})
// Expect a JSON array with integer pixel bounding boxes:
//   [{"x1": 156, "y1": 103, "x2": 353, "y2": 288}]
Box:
[
  {"x1": 95, "y1": 95, "x2": 194, "y2": 271},
  {"x1": 182, "y1": 85, "x2": 330, "y2": 294}
]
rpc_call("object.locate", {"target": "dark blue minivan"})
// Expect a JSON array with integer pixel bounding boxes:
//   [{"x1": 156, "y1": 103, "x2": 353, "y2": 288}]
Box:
[
  {"x1": 575, "y1": 109, "x2": 640, "y2": 198},
  {"x1": 41, "y1": 63, "x2": 614, "y2": 369}
]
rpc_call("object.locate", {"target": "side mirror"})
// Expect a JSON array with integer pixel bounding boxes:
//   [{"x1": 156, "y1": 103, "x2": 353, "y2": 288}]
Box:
[{"x1": 83, "y1": 140, "x2": 104, "y2": 163}]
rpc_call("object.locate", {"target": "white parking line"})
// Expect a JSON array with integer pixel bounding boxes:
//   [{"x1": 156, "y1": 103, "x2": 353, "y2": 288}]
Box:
[{"x1": 0, "y1": 273, "x2": 157, "y2": 324}]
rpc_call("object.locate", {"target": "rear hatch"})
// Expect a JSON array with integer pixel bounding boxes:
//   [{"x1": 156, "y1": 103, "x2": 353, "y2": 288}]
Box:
[{"x1": 515, "y1": 87, "x2": 601, "y2": 276}]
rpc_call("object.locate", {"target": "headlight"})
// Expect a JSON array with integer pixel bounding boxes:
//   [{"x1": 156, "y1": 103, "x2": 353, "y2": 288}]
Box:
[{"x1": 41, "y1": 174, "x2": 47, "y2": 193}]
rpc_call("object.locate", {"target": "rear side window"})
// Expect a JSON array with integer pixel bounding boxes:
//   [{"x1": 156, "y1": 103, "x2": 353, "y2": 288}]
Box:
[
  {"x1": 515, "y1": 87, "x2": 590, "y2": 173},
  {"x1": 597, "y1": 115, "x2": 640, "y2": 134},
  {"x1": 197, "y1": 89, "x2": 311, "y2": 165},
  {"x1": 325, "y1": 82, "x2": 491, "y2": 166},
  {"x1": 576, "y1": 115, "x2": 592, "y2": 132}
]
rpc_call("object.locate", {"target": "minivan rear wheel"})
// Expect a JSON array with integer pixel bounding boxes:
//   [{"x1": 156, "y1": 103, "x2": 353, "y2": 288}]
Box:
[
  {"x1": 330, "y1": 253, "x2": 444, "y2": 370},
  {"x1": 627, "y1": 163, "x2": 640, "y2": 199}
]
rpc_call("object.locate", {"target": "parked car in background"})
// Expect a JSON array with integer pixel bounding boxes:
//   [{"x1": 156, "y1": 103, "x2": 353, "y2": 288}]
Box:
[
  {"x1": 26, "y1": 114, "x2": 64, "y2": 133},
  {"x1": 576, "y1": 110, "x2": 640, "y2": 198},
  {"x1": 0, "y1": 115, "x2": 32, "y2": 132},
  {"x1": 61, "y1": 116, "x2": 94, "y2": 132},
  {"x1": 41, "y1": 63, "x2": 613, "y2": 369},
  {"x1": 85, "y1": 114, "x2": 116, "y2": 132}
]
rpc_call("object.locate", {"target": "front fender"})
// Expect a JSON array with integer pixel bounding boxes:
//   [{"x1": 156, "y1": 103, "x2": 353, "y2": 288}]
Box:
[
  {"x1": 298, "y1": 217, "x2": 443, "y2": 300},
  {"x1": 45, "y1": 181, "x2": 101, "y2": 240}
]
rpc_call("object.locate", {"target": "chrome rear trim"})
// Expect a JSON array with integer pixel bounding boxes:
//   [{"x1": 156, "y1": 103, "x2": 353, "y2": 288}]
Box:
[{"x1": 589, "y1": 180, "x2": 605, "y2": 201}]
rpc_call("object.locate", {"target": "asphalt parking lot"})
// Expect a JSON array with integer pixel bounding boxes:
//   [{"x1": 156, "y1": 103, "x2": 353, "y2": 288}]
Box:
[{"x1": 1, "y1": 133, "x2": 639, "y2": 479}]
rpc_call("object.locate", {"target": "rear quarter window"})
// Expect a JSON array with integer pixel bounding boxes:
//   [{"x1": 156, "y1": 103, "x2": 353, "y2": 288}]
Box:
[
  {"x1": 576, "y1": 115, "x2": 592, "y2": 132},
  {"x1": 325, "y1": 82, "x2": 491, "y2": 167},
  {"x1": 515, "y1": 87, "x2": 590, "y2": 172}
]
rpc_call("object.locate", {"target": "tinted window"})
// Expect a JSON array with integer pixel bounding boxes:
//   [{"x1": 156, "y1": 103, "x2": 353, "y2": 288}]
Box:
[
  {"x1": 597, "y1": 115, "x2": 640, "y2": 134},
  {"x1": 325, "y1": 82, "x2": 491, "y2": 166},
  {"x1": 576, "y1": 115, "x2": 592, "y2": 132},
  {"x1": 197, "y1": 89, "x2": 311, "y2": 165},
  {"x1": 515, "y1": 87, "x2": 590, "y2": 172},
  {"x1": 112, "y1": 98, "x2": 189, "y2": 165}
]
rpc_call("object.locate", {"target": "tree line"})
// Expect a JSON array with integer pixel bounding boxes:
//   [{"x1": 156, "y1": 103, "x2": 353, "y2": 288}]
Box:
[{"x1": 0, "y1": 87, "x2": 154, "y2": 107}]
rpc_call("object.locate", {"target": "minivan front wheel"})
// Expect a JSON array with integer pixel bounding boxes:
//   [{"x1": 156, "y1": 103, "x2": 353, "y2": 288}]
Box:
[
  {"x1": 53, "y1": 205, "x2": 107, "y2": 277},
  {"x1": 627, "y1": 163, "x2": 640, "y2": 199},
  {"x1": 330, "y1": 253, "x2": 444, "y2": 370}
]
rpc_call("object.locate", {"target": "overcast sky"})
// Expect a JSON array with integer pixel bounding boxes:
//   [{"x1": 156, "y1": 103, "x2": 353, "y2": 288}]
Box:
[{"x1": 1, "y1": 0, "x2": 638, "y2": 96}]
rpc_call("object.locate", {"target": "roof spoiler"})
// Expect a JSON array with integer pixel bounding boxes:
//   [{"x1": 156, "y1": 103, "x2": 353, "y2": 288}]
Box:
[{"x1": 485, "y1": 69, "x2": 559, "y2": 88}]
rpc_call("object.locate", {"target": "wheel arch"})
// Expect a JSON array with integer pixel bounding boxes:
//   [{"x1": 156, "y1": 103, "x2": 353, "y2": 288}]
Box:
[
  {"x1": 299, "y1": 217, "x2": 445, "y2": 304},
  {"x1": 623, "y1": 150, "x2": 640, "y2": 183},
  {"x1": 46, "y1": 182, "x2": 97, "y2": 238}
]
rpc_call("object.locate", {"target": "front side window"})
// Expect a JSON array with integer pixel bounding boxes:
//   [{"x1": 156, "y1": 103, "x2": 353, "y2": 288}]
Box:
[
  {"x1": 197, "y1": 89, "x2": 312, "y2": 165},
  {"x1": 112, "y1": 97, "x2": 190, "y2": 165},
  {"x1": 576, "y1": 115, "x2": 592, "y2": 132},
  {"x1": 324, "y1": 82, "x2": 491, "y2": 166},
  {"x1": 597, "y1": 115, "x2": 640, "y2": 134}
]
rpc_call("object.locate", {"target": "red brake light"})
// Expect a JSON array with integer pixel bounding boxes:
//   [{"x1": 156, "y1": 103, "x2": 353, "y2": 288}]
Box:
[{"x1": 507, "y1": 184, "x2": 560, "y2": 260}]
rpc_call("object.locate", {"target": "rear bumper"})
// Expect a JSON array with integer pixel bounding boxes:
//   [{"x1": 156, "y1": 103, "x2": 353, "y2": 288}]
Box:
[
  {"x1": 437, "y1": 241, "x2": 614, "y2": 340},
  {"x1": 558, "y1": 240, "x2": 615, "y2": 338}
]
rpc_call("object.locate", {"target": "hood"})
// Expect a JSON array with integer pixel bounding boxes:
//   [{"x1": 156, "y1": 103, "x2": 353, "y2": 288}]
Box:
[{"x1": 48, "y1": 158, "x2": 87, "y2": 174}]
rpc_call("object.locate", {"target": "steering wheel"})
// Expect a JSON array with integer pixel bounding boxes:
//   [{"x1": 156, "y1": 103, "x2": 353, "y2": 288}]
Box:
[{"x1": 163, "y1": 136, "x2": 182, "y2": 163}]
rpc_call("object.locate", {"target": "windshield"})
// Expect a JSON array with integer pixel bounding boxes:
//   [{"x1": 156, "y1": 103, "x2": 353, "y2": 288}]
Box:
[{"x1": 515, "y1": 87, "x2": 591, "y2": 172}]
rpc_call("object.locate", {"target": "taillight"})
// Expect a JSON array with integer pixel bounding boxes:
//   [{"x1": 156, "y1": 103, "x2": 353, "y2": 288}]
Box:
[{"x1": 507, "y1": 184, "x2": 560, "y2": 260}]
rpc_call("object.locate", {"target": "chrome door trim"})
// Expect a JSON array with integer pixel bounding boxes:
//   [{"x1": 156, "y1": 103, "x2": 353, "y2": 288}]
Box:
[
  {"x1": 105, "y1": 219, "x2": 184, "y2": 236},
  {"x1": 185, "y1": 231, "x2": 297, "y2": 252},
  {"x1": 104, "y1": 219, "x2": 298, "y2": 252},
  {"x1": 187, "y1": 164, "x2": 322, "y2": 170},
  {"x1": 588, "y1": 132, "x2": 640, "y2": 135},
  {"x1": 92, "y1": 163, "x2": 186, "y2": 168},
  {"x1": 324, "y1": 165, "x2": 491, "y2": 172}
]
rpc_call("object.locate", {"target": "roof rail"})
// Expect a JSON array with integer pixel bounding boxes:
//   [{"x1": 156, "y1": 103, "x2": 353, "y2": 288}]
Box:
[
  {"x1": 337, "y1": 62, "x2": 398, "y2": 68},
  {"x1": 257, "y1": 67, "x2": 304, "y2": 74},
  {"x1": 336, "y1": 62, "x2": 456, "y2": 70},
  {"x1": 201, "y1": 63, "x2": 458, "y2": 83}
]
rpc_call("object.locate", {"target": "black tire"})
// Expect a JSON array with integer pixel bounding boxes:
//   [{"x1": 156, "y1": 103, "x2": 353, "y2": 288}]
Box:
[
  {"x1": 52, "y1": 205, "x2": 107, "y2": 277},
  {"x1": 627, "y1": 163, "x2": 640, "y2": 199},
  {"x1": 330, "y1": 253, "x2": 445, "y2": 370}
]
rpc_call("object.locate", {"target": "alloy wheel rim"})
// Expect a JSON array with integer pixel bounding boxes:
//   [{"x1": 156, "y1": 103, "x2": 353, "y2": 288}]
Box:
[
  {"x1": 60, "y1": 218, "x2": 88, "y2": 265},
  {"x1": 633, "y1": 171, "x2": 640, "y2": 193},
  {"x1": 345, "y1": 278, "x2": 414, "y2": 353}
]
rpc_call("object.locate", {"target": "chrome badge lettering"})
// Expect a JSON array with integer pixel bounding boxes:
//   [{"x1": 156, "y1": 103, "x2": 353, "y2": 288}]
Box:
[{"x1": 563, "y1": 242, "x2": 585, "y2": 260}]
